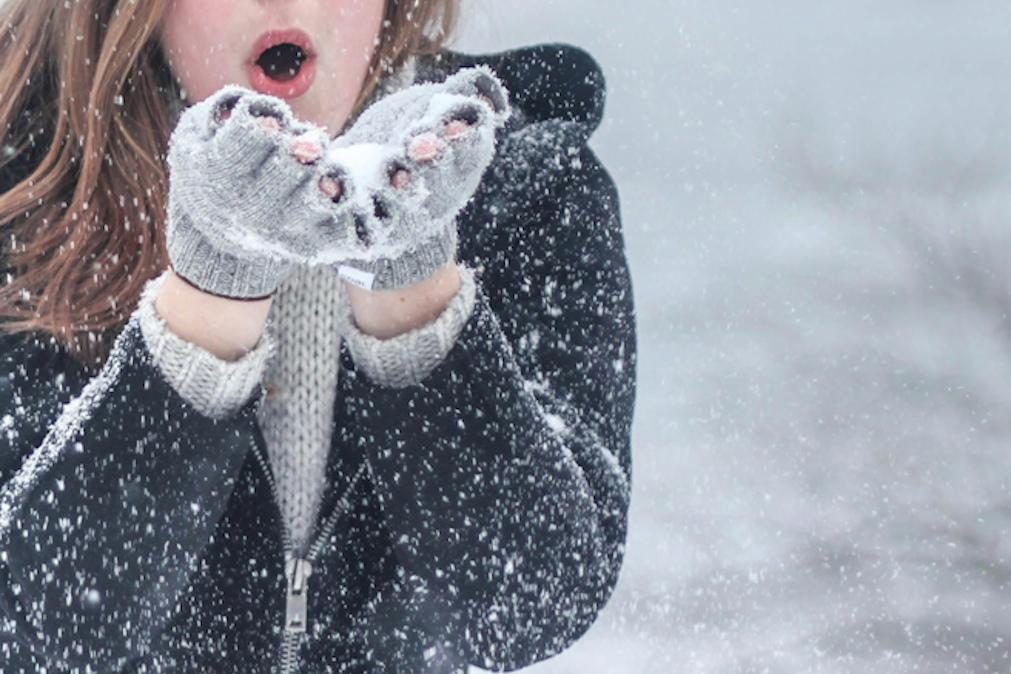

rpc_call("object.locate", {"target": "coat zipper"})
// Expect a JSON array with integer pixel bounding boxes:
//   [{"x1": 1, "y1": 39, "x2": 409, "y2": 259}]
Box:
[{"x1": 250, "y1": 425, "x2": 368, "y2": 674}]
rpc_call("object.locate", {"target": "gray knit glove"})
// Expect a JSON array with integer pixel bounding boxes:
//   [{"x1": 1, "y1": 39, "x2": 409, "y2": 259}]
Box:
[
  {"x1": 165, "y1": 86, "x2": 362, "y2": 299},
  {"x1": 318, "y1": 66, "x2": 511, "y2": 291}
]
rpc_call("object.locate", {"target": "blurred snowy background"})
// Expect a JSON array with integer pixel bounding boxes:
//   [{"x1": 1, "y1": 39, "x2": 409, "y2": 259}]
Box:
[{"x1": 458, "y1": 1, "x2": 1011, "y2": 672}]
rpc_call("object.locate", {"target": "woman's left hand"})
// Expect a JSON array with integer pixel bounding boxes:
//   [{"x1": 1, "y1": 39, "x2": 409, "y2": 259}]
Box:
[{"x1": 320, "y1": 66, "x2": 511, "y2": 292}]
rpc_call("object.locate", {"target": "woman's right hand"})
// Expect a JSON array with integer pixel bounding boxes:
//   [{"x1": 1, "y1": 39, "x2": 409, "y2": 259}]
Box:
[{"x1": 165, "y1": 86, "x2": 360, "y2": 300}]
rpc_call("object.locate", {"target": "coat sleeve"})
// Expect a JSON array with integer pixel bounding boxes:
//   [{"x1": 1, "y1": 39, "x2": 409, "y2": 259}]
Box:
[
  {"x1": 0, "y1": 314, "x2": 264, "y2": 670},
  {"x1": 336, "y1": 144, "x2": 637, "y2": 671}
]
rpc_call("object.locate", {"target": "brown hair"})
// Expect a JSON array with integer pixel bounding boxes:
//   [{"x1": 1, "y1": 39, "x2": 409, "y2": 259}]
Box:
[{"x1": 0, "y1": 0, "x2": 460, "y2": 370}]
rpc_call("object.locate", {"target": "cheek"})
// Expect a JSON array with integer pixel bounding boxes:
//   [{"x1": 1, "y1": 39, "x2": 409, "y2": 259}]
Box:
[
  {"x1": 160, "y1": 0, "x2": 239, "y2": 100},
  {"x1": 319, "y1": 0, "x2": 385, "y2": 103},
  {"x1": 325, "y1": 0, "x2": 385, "y2": 54}
]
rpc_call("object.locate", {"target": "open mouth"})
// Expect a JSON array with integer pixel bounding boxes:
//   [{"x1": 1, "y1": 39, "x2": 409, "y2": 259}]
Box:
[
  {"x1": 247, "y1": 29, "x2": 317, "y2": 99},
  {"x1": 256, "y1": 43, "x2": 308, "y2": 82}
]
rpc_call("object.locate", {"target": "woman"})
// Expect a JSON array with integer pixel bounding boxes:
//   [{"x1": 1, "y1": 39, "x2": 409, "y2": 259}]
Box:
[{"x1": 0, "y1": 0, "x2": 637, "y2": 671}]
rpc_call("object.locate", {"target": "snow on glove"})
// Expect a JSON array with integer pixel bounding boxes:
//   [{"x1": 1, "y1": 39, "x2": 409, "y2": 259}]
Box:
[
  {"x1": 165, "y1": 86, "x2": 364, "y2": 299},
  {"x1": 317, "y1": 66, "x2": 511, "y2": 291}
]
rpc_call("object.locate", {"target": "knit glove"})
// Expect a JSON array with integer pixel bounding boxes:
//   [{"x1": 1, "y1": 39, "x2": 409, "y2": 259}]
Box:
[
  {"x1": 165, "y1": 86, "x2": 362, "y2": 299},
  {"x1": 316, "y1": 66, "x2": 511, "y2": 291}
]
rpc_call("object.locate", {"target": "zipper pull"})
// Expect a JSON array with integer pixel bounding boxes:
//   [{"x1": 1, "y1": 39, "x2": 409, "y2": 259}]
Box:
[{"x1": 284, "y1": 556, "x2": 313, "y2": 633}]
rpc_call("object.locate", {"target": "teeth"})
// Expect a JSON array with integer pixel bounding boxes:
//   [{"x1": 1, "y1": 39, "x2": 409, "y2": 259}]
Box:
[{"x1": 256, "y1": 43, "x2": 306, "y2": 82}]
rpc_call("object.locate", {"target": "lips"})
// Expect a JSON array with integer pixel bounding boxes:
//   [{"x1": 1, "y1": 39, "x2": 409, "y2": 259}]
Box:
[{"x1": 246, "y1": 29, "x2": 317, "y2": 99}]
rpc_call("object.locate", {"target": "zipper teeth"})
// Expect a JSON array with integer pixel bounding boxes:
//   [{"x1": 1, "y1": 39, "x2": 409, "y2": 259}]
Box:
[
  {"x1": 307, "y1": 460, "x2": 367, "y2": 561},
  {"x1": 250, "y1": 429, "x2": 294, "y2": 554},
  {"x1": 279, "y1": 633, "x2": 299, "y2": 673},
  {"x1": 250, "y1": 426, "x2": 368, "y2": 674},
  {"x1": 251, "y1": 429, "x2": 300, "y2": 674}
]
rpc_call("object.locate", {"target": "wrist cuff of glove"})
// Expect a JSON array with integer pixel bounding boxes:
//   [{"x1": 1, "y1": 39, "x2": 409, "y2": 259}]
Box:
[
  {"x1": 339, "y1": 221, "x2": 458, "y2": 291},
  {"x1": 167, "y1": 210, "x2": 293, "y2": 300}
]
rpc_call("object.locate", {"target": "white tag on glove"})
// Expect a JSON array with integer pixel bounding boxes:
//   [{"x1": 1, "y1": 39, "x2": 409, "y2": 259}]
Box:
[{"x1": 337, "y1": 265, "x2": 375, "y2": 291}]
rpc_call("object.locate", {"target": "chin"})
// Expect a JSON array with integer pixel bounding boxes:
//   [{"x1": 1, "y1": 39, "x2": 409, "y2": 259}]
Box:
[{"x1": 292, "y1": 101, "x2": 334, "y2": 134}]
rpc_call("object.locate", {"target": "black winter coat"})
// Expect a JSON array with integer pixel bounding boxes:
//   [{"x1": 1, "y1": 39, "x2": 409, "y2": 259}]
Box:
[{"x1": 0, "y1": 43, "x2": 637, "y2": 673}]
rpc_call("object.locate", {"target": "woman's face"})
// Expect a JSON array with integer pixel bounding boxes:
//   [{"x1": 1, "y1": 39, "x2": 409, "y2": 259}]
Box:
[{"x1": 159, "y1": 0, "x2": 385, "y2": 135}]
